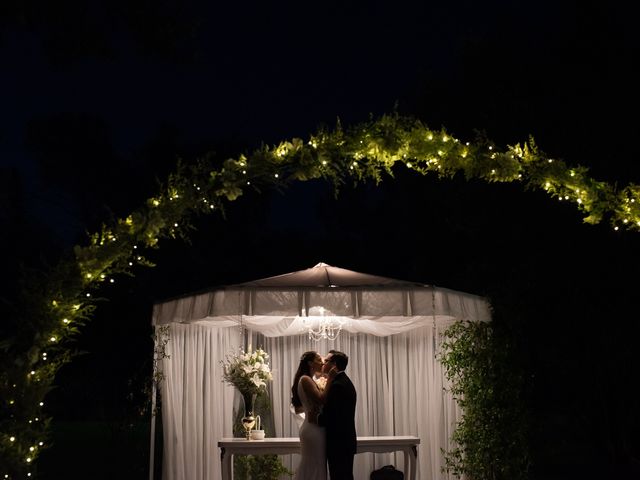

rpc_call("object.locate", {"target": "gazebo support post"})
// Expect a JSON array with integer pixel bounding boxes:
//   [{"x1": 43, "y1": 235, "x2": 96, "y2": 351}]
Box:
[{"x1": 149, "y1": 330, "x2": 158, "y2": 480}]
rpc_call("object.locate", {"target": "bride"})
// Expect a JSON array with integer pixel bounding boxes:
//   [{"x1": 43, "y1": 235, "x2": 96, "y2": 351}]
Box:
[{"x1": 291, "y1": 351, "x2": 335, "y2": 480}]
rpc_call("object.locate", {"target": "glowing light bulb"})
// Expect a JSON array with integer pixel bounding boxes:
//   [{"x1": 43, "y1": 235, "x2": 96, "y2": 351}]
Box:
[
  {"x1": 548, "y1": 159, "x2": 553, "y2": 163},
  {"x1": 10, "y1": 437, "x2": 15, "y2": 442},
  {"x1": 322, "y1": 160, "x2": 327, "y2": 165},
  {"x1": 29, "y1": 447, "x2": 34, "y2": 451},
  {"x1": 174, "y1": 223, "x2": 178, "y2": 227},
  {"x1": 86, "y1": 273, "x2": 92, "y2": 279},
  {"x1": 39, "y1": 442, "x2": 43, "y2": 446},
  {"x1": 50, "y1": 337, "x2": 56, "y2": 342},
  {"x1": 86, "y1": 293, "x2": 91, "y2": 297},
  {"x1": 128, "y1": 262, "x2": 133, "y2": 266},
  {"x1": 488, "y1": 146, "x2": 493, "y2": 150},
  {"x1": 26, "y1": 458, "x2": 31, "y2": 463},
  {"x1": 39, "y1": 402, "x2": 44, "y2": 406},
  {"x1": 30, "y1": 371, "x2": 35, "y2": 375},
  {"x1": 110, "y1": 279, "x2": 115, "y2": 283},
  {"x1": 63, "y1": 318, "x2": 69, "y2": 324},
  {"x1": 274, "y1": 173, "x2": 279, "y2": 178},
  {"x1": 407, "y1": 163, "x2": 412, "y2": 168},
  {"x1": 614, "y1": 226, "x2": 619, "y2": 231}
]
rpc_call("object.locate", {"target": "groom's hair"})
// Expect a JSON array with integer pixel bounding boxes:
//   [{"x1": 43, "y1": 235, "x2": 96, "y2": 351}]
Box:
[{"x1": 328, "y1": 350, "x2": 348, "y2": 370}]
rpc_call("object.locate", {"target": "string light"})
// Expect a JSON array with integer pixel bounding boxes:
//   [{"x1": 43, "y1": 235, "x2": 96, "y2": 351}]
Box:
[{"x1": 8, "y1": 114, "x2": 640, "y2": 477}]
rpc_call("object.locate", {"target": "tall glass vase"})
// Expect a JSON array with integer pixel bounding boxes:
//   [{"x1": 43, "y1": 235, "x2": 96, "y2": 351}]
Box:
[{"x1": 240, "y1": 392, "x2": 257, "y2": 439}]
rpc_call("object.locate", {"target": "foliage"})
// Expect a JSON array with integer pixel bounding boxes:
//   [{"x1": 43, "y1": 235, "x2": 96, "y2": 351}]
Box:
[
  {"x1": 2, "y1": 113, "x2": 637, "y2": 477},
  {"x1": 221, "y1": 346, "x2": 273, "y2": 398},
  {"x1": 234, "y1": 454, "x2": 293, "y2": 480},
  {"x1": 439, "y1": 320, "x2": 530, "y2": 480}
]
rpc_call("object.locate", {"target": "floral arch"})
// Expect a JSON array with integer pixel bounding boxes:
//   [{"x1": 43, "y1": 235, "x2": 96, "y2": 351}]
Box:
[{"x1": 2, "y1": 114, "x2": 638, "y2": 477}]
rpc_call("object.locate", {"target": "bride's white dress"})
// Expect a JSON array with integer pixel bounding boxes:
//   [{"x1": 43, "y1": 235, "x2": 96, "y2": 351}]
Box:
[{"x1": 293, "y1": 379, "x2": 327, "y2": 480}]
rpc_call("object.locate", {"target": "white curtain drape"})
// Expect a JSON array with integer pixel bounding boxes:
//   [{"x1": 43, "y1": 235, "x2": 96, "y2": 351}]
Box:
[
  {"x1": 264, "y1": 325, "x2": 460, "y2": 480},
  {"x1": 159, "y1": 324, "x2": 240, "y2": 480},
  {"x1": 159, "y1": 322, "x2": 461, "y2": 480}
]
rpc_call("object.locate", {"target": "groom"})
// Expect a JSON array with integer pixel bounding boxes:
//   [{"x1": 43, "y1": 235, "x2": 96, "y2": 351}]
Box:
[{"x1": 319, "y1": 350, "x2": 357, "y2": 480}]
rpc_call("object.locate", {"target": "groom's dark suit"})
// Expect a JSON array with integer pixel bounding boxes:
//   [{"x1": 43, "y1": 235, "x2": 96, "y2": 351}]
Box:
[{"x1": 319, "y1": 371, "x2": 357, "y2": 480}]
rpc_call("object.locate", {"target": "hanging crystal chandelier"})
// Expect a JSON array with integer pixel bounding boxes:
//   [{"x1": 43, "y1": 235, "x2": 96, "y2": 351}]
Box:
[{"x1": 301, "y1": 307, "x2": 346, "y2": 341}]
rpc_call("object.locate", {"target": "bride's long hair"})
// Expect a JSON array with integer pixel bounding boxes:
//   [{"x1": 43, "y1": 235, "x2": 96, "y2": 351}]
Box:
[{"x1": 291, "y1": 351, "x2": 318, "y2": 408}]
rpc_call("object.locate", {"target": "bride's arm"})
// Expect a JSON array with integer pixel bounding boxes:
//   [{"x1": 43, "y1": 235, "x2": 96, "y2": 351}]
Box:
[{"x1": 299, "y1": 369, "x2": 337, "y2": 406}]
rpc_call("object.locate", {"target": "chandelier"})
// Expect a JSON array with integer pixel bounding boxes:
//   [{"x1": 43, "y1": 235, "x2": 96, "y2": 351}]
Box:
[{"x1": 301, "y1": 307, "x2": 346, "y2": 341}]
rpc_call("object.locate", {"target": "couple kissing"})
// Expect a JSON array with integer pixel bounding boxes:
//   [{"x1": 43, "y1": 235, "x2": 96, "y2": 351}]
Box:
[{"x1": 291, "y1": 350, "x2": 357, "y2": 480}]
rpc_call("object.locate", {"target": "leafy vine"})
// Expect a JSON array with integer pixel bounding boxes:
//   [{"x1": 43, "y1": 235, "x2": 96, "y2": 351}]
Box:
[{"x1": 1, "y1": 114, "x2": 636, "y2": 477}]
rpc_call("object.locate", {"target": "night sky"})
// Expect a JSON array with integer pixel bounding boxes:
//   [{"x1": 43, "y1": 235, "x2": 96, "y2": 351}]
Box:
[{"x1": 1, "y1": 1, "x2": 639, "y2": 479}]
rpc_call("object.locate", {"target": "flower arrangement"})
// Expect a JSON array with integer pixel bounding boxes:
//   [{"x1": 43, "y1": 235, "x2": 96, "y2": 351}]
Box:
[{"x1": 221, "y1": 345, "x2": 273, "y2": 397}]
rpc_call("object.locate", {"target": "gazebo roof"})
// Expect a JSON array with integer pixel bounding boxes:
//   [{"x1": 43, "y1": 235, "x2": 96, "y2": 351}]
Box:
[
  {"x1": 231, "y1": 262, "x2": 421, "y2": 288},
  {"x1": 152, "y1": 263, "x2": 492, "y2": 335}
]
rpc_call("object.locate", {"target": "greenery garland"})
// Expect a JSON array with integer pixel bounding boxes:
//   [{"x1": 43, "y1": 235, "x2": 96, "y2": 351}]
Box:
[{"x1": 2, "y1": 114, "x2": 638, "y2": 478}]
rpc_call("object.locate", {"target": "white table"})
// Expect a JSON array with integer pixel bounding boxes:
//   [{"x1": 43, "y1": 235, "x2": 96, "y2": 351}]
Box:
[{"x1": 219, "y1": 435, "x2": 419, "y2": 480}]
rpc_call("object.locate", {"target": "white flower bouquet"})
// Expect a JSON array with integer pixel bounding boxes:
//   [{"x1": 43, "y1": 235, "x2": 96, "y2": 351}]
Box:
[{"x1": 221, "y1": 345, "x2": 273, "y2": 396}]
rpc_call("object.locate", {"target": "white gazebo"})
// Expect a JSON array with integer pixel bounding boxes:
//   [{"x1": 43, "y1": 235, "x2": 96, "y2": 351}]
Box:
[{"x1": 150, "y1": 263, "x2": 491, "y2": 480}]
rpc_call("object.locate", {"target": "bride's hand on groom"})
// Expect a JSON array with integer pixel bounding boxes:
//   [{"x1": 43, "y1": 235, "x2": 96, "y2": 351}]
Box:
[{"x1": 326, "y1": 366, "x2": 338, "y2": 380}]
